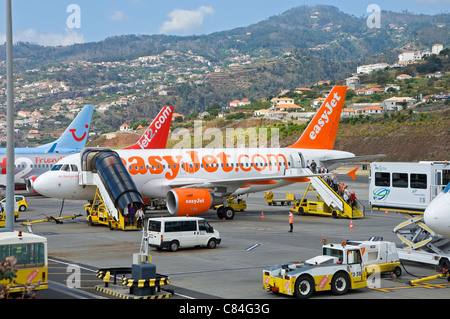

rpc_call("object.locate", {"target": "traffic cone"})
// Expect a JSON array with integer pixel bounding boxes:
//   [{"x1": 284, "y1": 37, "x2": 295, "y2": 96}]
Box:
[
  {"x1": 385, "y1": 210, "x2": 388, "y2": 215},
  {"x1": 261, "y1": 211, "x2": 264, "y2": 220},
  {"x1": 349, "y1": 219, "x2": 354, "y2": 230}
]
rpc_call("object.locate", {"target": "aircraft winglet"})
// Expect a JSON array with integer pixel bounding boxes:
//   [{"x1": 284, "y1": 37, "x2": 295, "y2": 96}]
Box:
[{"x1": 347, "y1": 167, "x2": 358, "y2": 180}]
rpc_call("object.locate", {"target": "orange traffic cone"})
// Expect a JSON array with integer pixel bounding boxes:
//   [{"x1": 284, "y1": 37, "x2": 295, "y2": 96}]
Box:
[
  {"x1": 385, "y1": 210, "x2": 388, "y2": 215},
  {"x1": 261, "y1": 211, "x2": 264, "y2": 220},
  {"x1": 349, "y1": 219, "x2": 354, "y2": 230}
]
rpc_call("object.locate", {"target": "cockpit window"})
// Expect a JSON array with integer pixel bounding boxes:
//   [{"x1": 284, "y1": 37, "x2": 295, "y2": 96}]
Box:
[
  {"x1": 61, "y1": 164, "x2": 71, "y2": 172},
  {"x1": 51, "y1": 164, "x2": 62, "y2": 171},
  {"x1": 71, "y1": 164, "x2": 78, "y2": 171}
]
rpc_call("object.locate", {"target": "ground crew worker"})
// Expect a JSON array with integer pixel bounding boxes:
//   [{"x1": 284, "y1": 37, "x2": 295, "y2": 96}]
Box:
[{"x1": 289, "y1": 211, "x2": 294, "y2": 232}]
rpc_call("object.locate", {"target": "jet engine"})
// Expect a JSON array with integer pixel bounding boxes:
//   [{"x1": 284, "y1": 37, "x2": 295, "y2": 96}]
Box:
[
  {"x1": 167, "y1": 188, "x2": 213, "y2": 216},
  {"x1": 26, "y1": 176, "x2": 39, "y2": 193}
]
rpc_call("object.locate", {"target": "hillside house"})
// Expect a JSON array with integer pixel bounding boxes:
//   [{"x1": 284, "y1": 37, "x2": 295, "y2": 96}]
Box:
[
  {"x1": 312, "y1": 97, "x2": 326, "y2": 108},
  {"x1": 396, "y1": 74, "x2": 412, "y2": 80},
  {"x1": 432, "y1": 44, "x2": 443, "y2": 55},
  {"x1": 341, "y1": 108, "x2": 356, "y2": 117},
  {"x1": 362, "y1": 105, "x2": 384, "y2": 114},
  {"x1": 383, "y1": 97, "x2": 416, "y2": 111},
  {"x1": 229, "y1": 98, "x2": 251, "y2": 108},
  {"x1": 120, "y1": 123, "x2": 131, "y2": 131},
  {"x1": 254, "y1": 109, "x2": 269, "y2": 117}
]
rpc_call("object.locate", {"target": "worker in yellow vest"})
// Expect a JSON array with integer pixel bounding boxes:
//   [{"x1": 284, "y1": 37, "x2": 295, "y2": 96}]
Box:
[{"x1": 289, "y1": 211, "x2": 294, "y2": 232}]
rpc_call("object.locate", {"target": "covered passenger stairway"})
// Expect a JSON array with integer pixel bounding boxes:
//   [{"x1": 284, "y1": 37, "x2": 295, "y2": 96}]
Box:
[
  {"x1": 79, "y1": 148, "x2": 144, "y2": 230},
  {"x1": 291, "y1": 172, "x2": 365, "y2": 219}
]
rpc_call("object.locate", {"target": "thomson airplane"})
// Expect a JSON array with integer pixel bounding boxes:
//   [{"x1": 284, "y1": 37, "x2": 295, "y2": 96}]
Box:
[
  {"x1": 34, "y1": 86, "x2": 383, "y2": 218},
  {"x1": 0, "y1": 104, "x2": 94, "y2": 154},
  {"x1": 423, "y1": 182, "x2": 450, "y2": 238},
  {"x1": 1, "y1": 105, "x2": 173, "y2": 189}
]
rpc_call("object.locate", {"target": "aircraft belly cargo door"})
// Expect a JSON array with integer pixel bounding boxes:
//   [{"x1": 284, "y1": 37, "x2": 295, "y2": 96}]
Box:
[{"x1": 81, "y1": 148, "x2": 143, "y2": 229}]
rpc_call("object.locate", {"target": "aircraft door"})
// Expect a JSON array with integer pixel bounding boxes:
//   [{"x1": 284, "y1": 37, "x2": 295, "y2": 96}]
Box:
[{"x1": 288, "y1": 152, "x2": 304, "y2": 168}]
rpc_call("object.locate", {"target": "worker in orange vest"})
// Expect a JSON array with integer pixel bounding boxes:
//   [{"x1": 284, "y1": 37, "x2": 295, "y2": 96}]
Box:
[{"x1": 289, "y1": 211, "x2": 294, "y2": 232}]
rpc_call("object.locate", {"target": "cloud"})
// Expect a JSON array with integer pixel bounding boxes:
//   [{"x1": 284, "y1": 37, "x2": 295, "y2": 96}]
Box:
[
  {"x1": 111, "y1": 10, "x2": 126, "y2": 22},
  {"x1": 4, "y1": 28, "x2": 85, "y2": 46},
  {"x1": 159, "y1": 5, "x2": 214, "y2": 35}
]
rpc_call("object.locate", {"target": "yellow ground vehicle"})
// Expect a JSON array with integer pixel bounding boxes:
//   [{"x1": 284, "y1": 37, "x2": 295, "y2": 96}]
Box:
[
  {"x1": 290, "y1": 178, "x2": 364, "y2": 219},
  {"x1": 84, "y1": 188, "x2": 141, "y2": 230},
  {"x1": 215, "y1": 196, "x2": 246, "y2": 219},
  {"x1": 0, "y1": 230, "x2": 48, "y2": 296},
  {"x1": 1, "y1": 195, "x2": 28, "y2": 212},
  {"x1": 264, "y1": 192, "x2": 295, "y2": 206},
  {"x1": 0, "y1": 202, "x2": 19, "y2": 225},
  {"x1": 263, "y1": 240, "x2": 367, "y2": 299}
]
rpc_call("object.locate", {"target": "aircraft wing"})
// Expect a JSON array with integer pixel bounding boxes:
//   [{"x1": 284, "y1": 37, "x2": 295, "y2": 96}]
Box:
[
  {"x1": 321, "y1": 154, "x2": 386, "y2": 171},
  {"x1": 167, "y1": 168, "x2": 335, "y2": 190}
]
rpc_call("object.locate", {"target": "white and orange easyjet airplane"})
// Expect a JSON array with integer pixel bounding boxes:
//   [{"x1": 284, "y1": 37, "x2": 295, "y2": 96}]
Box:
[{"x1": 33, "y1": 87, "x2": 382, "y2": 218}]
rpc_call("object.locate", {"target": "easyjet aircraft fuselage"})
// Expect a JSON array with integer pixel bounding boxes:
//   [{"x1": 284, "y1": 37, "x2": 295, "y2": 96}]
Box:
[{"x1": 34, "y1": 147, "x2": 354, "y2": 201}]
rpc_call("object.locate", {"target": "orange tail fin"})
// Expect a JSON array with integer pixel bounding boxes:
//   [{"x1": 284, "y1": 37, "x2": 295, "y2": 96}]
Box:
[
  {"x1": 123, "y1": 105, "x2": 174, "y2": 150},
  {"x1": 288, "y1": 86, "x2": 347, "y2": 150}
]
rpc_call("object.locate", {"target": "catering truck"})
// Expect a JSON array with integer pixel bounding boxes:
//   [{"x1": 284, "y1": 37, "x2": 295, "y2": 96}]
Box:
[{"x1": 369, "y1": 161, "x2": 450, "y2": 211}]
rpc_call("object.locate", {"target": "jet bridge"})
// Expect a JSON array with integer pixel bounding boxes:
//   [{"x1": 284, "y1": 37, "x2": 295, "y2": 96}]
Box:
[{"x1": 80, "y1": 148, "x2": 144, "y2": 230}]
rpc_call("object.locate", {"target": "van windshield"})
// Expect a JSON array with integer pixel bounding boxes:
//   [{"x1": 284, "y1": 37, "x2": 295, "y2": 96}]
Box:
[
  {"x1": 147, "y1": 220, "x2": 161, "y2": 232},
  {"x1": 198, "y1": 220, "x2": 213, "y2": 233}
]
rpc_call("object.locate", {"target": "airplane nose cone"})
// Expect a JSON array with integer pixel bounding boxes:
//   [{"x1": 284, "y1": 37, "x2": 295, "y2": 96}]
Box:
[
  {"x1": 32, "y1": 174, "x2": 48, "y2": 196},
  {"x1": 424, "y1": 193, "x2": 450, "y2": 237}
]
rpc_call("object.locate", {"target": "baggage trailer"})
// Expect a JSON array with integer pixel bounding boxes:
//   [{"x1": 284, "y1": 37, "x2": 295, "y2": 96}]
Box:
[{"x1": 264, "y1": 192, "x2": 295, "y2": 206}]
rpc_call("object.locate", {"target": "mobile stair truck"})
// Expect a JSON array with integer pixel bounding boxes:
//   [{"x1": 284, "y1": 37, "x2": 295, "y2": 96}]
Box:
[
  {"x1": 290, "y1": 176, "x2": 364, "y2": 219},
  {"x1": 80, "y1": 148, "x2": 144, "y2": 230},
  {"x1": 369, "y1": 161, "x2": 450, "y2": 269}
]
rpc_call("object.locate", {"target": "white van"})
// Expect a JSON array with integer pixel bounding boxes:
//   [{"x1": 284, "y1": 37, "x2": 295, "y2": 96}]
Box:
[{"x1": 146, "y1": 217, "x2": 221, "y2": 252}]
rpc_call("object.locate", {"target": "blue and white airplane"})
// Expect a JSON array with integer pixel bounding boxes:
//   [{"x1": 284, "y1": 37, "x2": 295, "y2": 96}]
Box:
[{"x1": 0, "y1": 104, "x2": 94, "y2": 154}]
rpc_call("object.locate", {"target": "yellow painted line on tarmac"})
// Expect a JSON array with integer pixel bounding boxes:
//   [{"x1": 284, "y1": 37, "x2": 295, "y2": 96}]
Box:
[{"x1": 369, "y1": 282, "x2": 450, "y2": 293}]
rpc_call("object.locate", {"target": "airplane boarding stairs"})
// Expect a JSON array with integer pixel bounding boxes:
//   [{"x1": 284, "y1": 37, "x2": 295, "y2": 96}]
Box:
[
  {"x1": 292, "y1": 168, "x2": 364, "y2": 219},
  {"x1": 79, "y1": 148, "x2": 144, "y2": 230}
]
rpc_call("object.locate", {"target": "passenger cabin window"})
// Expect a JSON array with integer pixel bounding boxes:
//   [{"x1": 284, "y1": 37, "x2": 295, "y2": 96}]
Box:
[
  {"x1": 410, "y1": 173, "x2": 427, "y2": 189},
  {"x1": 375, "y1": 172, "x2": 390, "y2": 187},
  {"x1": 165, "y1": 221, "x2": 196, "y2": 232},
  {"x1": 392, "y1": 173, "x2": 408, "y2": 188}
]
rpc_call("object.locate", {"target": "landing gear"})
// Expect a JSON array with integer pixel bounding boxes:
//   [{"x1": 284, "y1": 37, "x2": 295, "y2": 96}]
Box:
[{"x1": 217, "y1": 206, "x2": 235, "y2": 220}]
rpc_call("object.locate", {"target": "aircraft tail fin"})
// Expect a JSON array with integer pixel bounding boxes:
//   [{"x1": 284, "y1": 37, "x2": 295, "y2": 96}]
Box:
[
  {"x1": 287, "y1": 86, "x2": 347, "y2": 150},
  {"x1": 39, "y1": 104, "x2": 94, "y2": 153},
  {"x1": 123, "y1": 105, "x2": 174, "y2": 150}
]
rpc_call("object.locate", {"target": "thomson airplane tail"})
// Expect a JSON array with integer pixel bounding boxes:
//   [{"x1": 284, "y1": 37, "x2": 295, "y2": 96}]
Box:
[
  {"x1": 123, "y1": 105, "x2": 174, "y2": 150},
  {"x1": 39, "y1": 104, "x2": 94, "y2": 153},
  {"x1": 288, "y1": 86, "x2": 347, "y2": 150}
]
